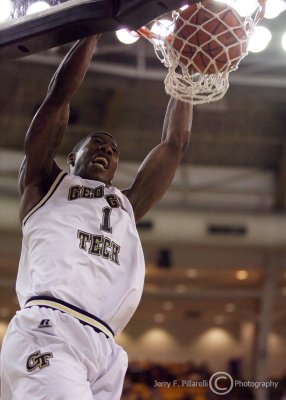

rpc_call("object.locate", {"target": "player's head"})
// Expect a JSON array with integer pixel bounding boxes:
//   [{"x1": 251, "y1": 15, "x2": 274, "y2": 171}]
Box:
[{"x1": 67, "y1": 131, "x2": 119, "y2": 184}]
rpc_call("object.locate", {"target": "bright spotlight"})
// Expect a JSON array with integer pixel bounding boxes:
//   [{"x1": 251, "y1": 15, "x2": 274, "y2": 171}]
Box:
[
  {"x1": 26, "y1": 1, "x2": 50, "y2": 15},
  {"x1": 282, "y1": 32, "x2": 286, "y2": 52},
  {"x1": 150, "y1": 18, "x2": 174, "y2": 44},
  {"x1": 233, "y1": 0, "x2": 258, "y2": 17},
  {"x1": 235, "y1": 270, "x2": 249, "y2": 280},
  {"x1": 153, "y1": 313, "x2": 165, "y2": 323},
  {"x1": 215, "y1": 0, "x2": 234, "y2": 5},
  {"x1": 248, "y1": 26, "x2": 272, "y2": 53},
  {"x1": 180, "y1": 5, "x2": 190, "y2": 11},
  {"x1": 265, "y1": 0, "x2": 286, "y2": 19},
  {"x1": 0, "y1": 0, "x2": 12, "y2": 22},
  {"x1": 115, "y1": 29, "x2": 140, "y2": 44}
]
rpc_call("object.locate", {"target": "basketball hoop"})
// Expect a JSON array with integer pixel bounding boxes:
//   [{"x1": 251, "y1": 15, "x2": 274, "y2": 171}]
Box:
[{"x1": 137, "y1": 0, "x2": 266, "y2": 104}]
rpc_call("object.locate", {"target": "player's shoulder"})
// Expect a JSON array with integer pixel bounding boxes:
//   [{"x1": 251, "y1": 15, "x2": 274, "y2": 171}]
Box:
[
  {"x1": 121, "y1": 188, "x2": 130, "y2": 200},
  {"x1": 19, "y1": 164, "x2": 65, "y2": 222}
]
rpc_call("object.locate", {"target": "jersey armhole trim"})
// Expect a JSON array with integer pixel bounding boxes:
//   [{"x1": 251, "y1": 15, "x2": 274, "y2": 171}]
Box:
[
  {"x1": 23, "y1": 171, "x2": 67, "y2": 226},
  {"x1": 120, "y1": 190, "x2": 137, "y2": 223}
]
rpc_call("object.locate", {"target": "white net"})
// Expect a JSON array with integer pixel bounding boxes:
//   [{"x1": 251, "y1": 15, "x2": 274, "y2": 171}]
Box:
[{"x1": 138, "y1": 0, "x2": 266, "y2": 104}]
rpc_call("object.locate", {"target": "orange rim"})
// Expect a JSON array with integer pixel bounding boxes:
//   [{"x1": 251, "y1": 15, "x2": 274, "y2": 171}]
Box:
[{"x1": 136, "y1": 27, "x2": 173, "y2": 43}]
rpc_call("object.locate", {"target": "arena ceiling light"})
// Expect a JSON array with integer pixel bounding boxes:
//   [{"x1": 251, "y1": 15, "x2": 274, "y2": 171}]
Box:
[
  {"x1": 116, "y1": 9, "x2": 176, "y2": 45},
  {"x1": 248, "y1": 25, "x2": 272, "y2": 53},
  {"x1": 26, "y1": 1, "x2": 51, "y2": 15},
  {"x1": 215, "y1": 0, "x2": 234, "y2": 5},
  {"x1": 214, "y1": 315, "x2": 225, "y2": 325},
  {"x1": 235, "y1": 269, "x2": 249, "y2": 280},
  {"x1": 162, "y1": 301, "x2": 174, "y2": 311},
  {"x1": 232, "y1": 0, "x2": 258, "y2": 17},
  {"x1": 186, "y1": 268, "x2": 198, "y2": 278},
  {"x1": 115, "y1": 29, "x2": 139, "y2": 44},
  {"x1": 175, "y1": 284, "x2": 187, "y2": 293},
  {"x1": 153, "y1": 313, "x2": 165, "y2": 323},
  {"x1": 225, "y1": 303, "x2": 236, "y2": 313},
  {"x1": 264, "y1": 0, "x2": 286, "y2": 19},
  {"x1": 281, "y1": 31, "x2": 286, "y2": 52},
  {"x1": 281, "y1": 287, "x2": 286, "y2": 296},
  {"x1": 0, "y1": 0, "x2": 12, "y2": 22},
  {"x1": 209, "y1": 0, "x2": 266, "y2": 18},
  {"x1": 150, "y1": 18, "x2": 174, "y2": 44}
]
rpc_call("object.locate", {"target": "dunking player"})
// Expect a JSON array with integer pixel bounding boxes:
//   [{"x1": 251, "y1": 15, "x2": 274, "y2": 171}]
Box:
[{"x1": 0, "y1": 34, "x2": 192, "y2": 399}]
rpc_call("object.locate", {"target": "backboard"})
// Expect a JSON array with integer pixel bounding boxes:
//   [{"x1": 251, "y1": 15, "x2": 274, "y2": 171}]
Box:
[{"x1": 0, "y1": 0, "x2": 197, "y2": 59}]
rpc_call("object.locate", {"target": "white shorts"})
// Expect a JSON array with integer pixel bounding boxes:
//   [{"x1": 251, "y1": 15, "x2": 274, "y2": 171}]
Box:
[{"x1": 1, "y1": 306, "x2": 128, "y2": 400}]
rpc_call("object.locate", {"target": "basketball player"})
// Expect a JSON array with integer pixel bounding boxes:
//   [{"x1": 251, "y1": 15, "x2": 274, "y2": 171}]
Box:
[{"x1": 0, "y1": 34, "x2": 192, "y2": 400}]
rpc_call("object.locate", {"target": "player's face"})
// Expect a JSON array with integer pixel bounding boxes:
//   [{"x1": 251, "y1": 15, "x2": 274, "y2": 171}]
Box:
[{"x1": 70, "y1": 133, "x2": 119, "y2": 184}]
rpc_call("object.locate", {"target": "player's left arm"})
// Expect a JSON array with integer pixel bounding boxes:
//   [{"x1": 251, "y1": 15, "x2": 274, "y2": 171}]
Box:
[{"x1": 122, "y1": 98, "x2": 193, "y2": 222}]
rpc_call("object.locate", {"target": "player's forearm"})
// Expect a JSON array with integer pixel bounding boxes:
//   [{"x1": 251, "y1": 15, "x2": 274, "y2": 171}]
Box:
[
  {"x1": 161, "y1": 98, "x2": 193, "y2": 152},
  {"x1": 47, "y1": 34, "x2": 100, "y2": 101}
]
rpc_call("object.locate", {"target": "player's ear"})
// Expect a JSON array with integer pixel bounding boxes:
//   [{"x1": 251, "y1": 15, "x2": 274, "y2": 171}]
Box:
[{"x1": 67, "y1": 152, "x2": 76, "y2": 167}]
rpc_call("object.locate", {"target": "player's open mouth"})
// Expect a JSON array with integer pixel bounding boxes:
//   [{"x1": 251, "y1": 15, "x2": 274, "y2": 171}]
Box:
[{"x1": 91, "y1": 155, "x2": 109, "y2": 169}]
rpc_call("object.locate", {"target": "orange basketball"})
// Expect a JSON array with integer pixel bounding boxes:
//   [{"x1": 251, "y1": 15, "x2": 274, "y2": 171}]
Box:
[{"x1": 172, "y1": 0, "x2": 247, "y2": 74}]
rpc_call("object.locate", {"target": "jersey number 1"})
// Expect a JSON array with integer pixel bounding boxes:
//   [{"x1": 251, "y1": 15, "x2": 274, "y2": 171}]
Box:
[{"x1": 100, "y1": 207, "x2": 112, "y2": 233}]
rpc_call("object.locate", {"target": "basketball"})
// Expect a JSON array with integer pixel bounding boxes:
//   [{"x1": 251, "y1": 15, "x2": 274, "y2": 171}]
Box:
[{"x1": 172, "y1": 0, "x2": 248, "y2": 74}]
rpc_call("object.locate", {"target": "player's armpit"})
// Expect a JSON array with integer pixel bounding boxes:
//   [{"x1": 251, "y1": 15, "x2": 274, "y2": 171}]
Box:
[
  {"x1": 122, "y1": 141, "x2": 183, "y2": 222},
  {"x1": 123, "y1": 99, "x2": 192, "y2": 222}
]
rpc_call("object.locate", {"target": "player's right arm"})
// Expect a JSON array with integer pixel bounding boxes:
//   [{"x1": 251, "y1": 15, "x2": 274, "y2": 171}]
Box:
[{"x1": 19, "y1": 34, "x2": 100, "y2": 221}]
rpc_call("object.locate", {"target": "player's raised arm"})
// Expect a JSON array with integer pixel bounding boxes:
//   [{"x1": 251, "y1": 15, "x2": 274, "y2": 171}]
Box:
[
  {"x1": 122, "y1": 98, "x2": 193, "y2": 222},
  {"x1": 19, "y1": 34, "x2": 101, "y2": 197}
]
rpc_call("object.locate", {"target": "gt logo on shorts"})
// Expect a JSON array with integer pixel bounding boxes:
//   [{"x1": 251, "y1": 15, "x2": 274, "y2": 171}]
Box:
[{"x1": 26, "y1": 350, "x2": 53, "y2": 372}]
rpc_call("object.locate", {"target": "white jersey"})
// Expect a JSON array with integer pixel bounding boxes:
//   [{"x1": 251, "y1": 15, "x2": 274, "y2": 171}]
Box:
[{"x1": 16, "y1": 171, "x2": 145, "y2": 335}]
